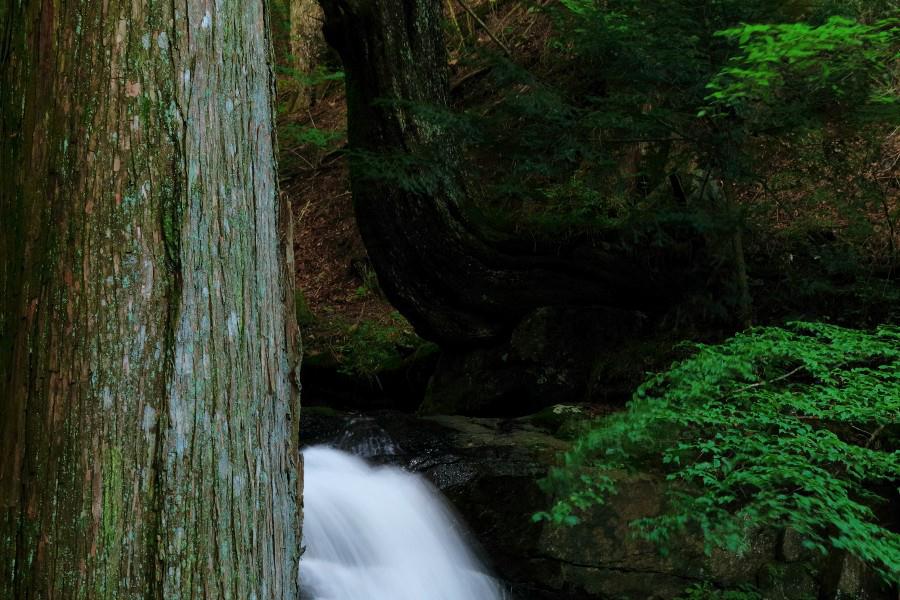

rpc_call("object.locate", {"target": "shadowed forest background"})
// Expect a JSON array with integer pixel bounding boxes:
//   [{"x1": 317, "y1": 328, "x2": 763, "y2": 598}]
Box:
[
  {"x1": 0, "y1": 0, "x2": 897, "y2": 598},
  {"x1": 279, "y1": 0, "x2": 899, "y2": 596}
]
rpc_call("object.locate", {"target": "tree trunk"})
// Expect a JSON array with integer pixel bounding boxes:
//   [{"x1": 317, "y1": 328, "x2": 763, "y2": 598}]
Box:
[
  {"x1": 0, "y1": 1, "x2": 301, "y2": 598},
  {"x1": 321, "y1": 0, "x2": 670, "y2": 346},
  {"x1": 289, "y1": 0, "x2": 324, "y2": 112}
]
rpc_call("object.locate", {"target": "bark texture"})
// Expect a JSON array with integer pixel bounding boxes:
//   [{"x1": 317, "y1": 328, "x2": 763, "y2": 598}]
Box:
[
  {"x1": 321, "y1": 0, "x2": 669, "y2": 346},
  {"x1": 289, "y1": 0, "x2": 324, "y2": 112},
  {"x1": 0, "y1": 1, "x2": 301, "y2": 598}
]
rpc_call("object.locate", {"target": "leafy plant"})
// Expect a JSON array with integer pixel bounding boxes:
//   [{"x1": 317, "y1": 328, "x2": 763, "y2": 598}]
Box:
[
  {"x1": 537, "y1": 322, "x2": 900, "y2": 584},
  {"x1": 704, "y1": 16, "x2": 899, "y2": 118}
]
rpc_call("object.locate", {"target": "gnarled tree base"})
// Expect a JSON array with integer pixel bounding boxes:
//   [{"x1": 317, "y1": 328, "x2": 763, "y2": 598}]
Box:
[{"x1": 321, "y1": 0, "x2": 676, "y2": 346}]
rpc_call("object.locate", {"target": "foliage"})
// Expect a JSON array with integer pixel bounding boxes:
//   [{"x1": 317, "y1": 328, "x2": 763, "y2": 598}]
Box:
[
  {"x1": 432, "y1": 0, "x2": 898, "y2": 324},
  {"x1": 274, "y1": 68, "x2": 346, "y2": 153},
  {"x1": 275, "y1": 65, "x2": 346, "y2": 88},
  {"x1": 542, "y1": 0, "x2": 898, "y2": 179},
  {"x1": 536, "y1": 322, "x2": 900, "y2": 584},
  {"x1": 676, "y1": 582, "x2": 765, "y2": 600},
  {"x1": 352, "y1": 147, "x2": 460, "y2": 197},
  {"x1": 278, "y1": 119, "x2": 345, "y2": 151},
  {"x1": 704, "y1": 16, "x2": 899, "y2": 119},
  {"x1": 268, "y1": 0, "x2": 346, "y2": 164}
]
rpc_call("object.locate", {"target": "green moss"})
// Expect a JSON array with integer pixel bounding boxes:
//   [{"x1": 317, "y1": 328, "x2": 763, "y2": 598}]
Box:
[
  {"x1": 138, "y1": 94, "x2": 152, "y2": 125},
  {"x1": 303, "y1": 312, "x2": 436, "y2": 378},
  {"x1": 676, "y1": 582, "x2": 766, "y2": 600},
  {"x1": 295, "y1": 290, "x2": 316, "y2": 326},
  {"x1": 99, "y1": 445, "x2": 124, "y2": 595},
  {"x1": 301, "y1": 405, "x2": 342, "y2": 418}
]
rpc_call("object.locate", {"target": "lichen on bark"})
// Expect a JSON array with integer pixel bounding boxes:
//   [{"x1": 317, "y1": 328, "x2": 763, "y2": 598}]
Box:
[{"x1": 0, "y1": 1, "x2": 301, "y2": 598}]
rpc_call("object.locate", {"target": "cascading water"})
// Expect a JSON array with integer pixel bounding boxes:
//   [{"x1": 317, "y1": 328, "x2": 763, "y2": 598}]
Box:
[{"x1": 300, "y1": 445, "x2": 508, "y2": 600}]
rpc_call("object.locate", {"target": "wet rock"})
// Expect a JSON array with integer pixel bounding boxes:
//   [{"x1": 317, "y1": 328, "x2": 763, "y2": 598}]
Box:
[
  {"x1": 779, "y1": 528, "x2": 815, "y2": 563},
  {"x1": 822, "y1": 554, "x2": 894, "y2": 600},
  {"x1": 333, "y1": 415, "x2": 401, "y2": 458},
  {"x1": 757, "y1": 562, "x2": 819, "y2": 600}
]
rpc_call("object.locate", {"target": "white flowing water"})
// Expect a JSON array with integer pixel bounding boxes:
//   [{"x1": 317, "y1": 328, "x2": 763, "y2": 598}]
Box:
[{"x1": 300, "y1": 445, "x2": 508, "y2": 600}]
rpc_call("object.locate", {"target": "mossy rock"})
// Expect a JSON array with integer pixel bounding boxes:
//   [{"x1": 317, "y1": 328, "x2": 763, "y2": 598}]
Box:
[
  {"x1": 528, "y1": 404, "x2": 590, "y2": 440},
  {"x1": 301, "y1": 405, "x2": 343, "y2": 418}
]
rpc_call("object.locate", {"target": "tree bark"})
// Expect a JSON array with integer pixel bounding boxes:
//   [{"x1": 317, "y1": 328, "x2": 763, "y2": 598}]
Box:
[
  {"x1": 289, "y1": 0, "x2": 324, "y2": 112},
  {"x1": 0, "y1": 1, "x2": 301, "y2": 598},
  {"x1": 321, "y1": 0, "x2": 670, "y2": 346}
]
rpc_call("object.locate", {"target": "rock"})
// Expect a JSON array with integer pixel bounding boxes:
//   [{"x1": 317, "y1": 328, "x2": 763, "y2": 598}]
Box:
[
  {"x1": 834, "y1": 556, "x2": 868, "y2": 598},
  {"x1": 301, "y1": 340, "x2": 439, "y2": 411},
  {"x1": 758, "y1": 562, "x2": 819, "y2": 600},
  {"x1": 414, "y1": 415, "x2": 806, "y2": 598},
  {"x1": 299, "y1": 409, "x2": 895, "y2": 600},
  {"x1": 421, "y1": 306, "x2": 650, "y2": 416},
  {"x1": 529, "y1": 404, "x2": 591, "y2": 440},
  {"x1": 822, "y1": 554, "x2": 895, "y2": 600},
  {"x1": 533, "y1": 470, "x2": 695, "y2": 599},
  {"x1": 779, "y1": 528, "x2": 815, "y2": 563}
]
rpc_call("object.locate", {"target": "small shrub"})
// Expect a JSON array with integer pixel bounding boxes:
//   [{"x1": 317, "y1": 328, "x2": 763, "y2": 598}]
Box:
[{"x1": 537, "y1": 322, "x2": 900, "y2": 584}]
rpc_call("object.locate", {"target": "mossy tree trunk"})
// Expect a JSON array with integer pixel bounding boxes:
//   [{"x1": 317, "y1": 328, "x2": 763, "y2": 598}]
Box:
[
  {"x1": 0, "y1": 1, "x2": 301, "y2": 598},
  {"x1": 321, "y1": 0, "x2": 669, "y2": 346}
]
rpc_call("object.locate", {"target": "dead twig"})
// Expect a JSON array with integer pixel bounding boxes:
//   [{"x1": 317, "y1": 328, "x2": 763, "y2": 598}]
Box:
[
  {"x1": 454, "y1": 0, "x2": 513, "y2": 58},
  {"x1": 733, "y1": 365, "x2": 806, "y2": 395}
]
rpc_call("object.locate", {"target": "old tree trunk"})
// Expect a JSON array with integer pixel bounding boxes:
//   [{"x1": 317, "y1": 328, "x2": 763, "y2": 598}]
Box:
[
  {"x1": 0, "y1": 1, "x2": 301, "y2": 598},
  {"x1": 321, "y1": 0, "x2": 672, "y2": 346}
]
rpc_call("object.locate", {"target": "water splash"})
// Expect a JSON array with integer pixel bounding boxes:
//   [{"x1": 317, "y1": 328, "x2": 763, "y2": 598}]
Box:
[{"x1": 300, "y1": 445, "x2": 508, "y2": 600}]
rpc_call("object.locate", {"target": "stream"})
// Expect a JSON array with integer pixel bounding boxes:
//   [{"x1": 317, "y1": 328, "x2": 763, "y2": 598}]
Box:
[{"x1": 300, "y1": 442, "x2": 509, "y2": 600}]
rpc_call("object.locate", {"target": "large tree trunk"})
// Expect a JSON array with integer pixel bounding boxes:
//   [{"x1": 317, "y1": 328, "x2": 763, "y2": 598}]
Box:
[
  {"x1": 0, "y1": 1, "x2": 301, "y2": 598},
  {"x1": 320, "y1": 0, "x2": 670, "y2": 346}
]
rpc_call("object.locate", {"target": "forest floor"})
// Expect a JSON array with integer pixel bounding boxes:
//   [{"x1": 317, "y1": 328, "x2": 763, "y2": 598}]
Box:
[{"x1": 282, "y1": 95, "x2": 412, "y2": 365}]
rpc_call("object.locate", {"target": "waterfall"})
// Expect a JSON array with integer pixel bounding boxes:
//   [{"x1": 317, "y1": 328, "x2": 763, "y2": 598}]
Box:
[{"x1": 300, "y1": 445, "x2": 508, "y2": 600}]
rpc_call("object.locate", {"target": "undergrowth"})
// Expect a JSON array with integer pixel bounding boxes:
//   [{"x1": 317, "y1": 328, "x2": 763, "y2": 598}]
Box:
[
  {"x1": 676, "y1": 582, "x2": 766, "y2": 600},
  {"x1": 537, "y1": 321, "x2": 900, "y2": 585},
  {"x1": 305, "y1": 311, "x2": 437, "y2": 379}
]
